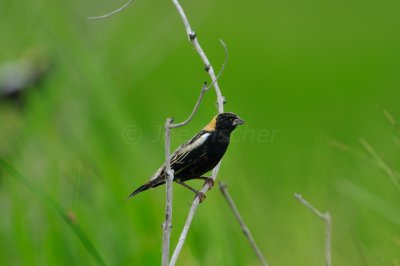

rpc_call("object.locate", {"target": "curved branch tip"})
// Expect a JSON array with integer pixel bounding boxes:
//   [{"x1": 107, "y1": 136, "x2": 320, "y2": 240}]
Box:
[{"x1": 87, "y1": 0, "x2": 134, "y2": 20}]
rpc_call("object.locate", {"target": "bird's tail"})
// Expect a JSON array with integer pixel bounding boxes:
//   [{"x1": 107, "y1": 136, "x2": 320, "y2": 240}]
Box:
[{"x1": 127, "y1": 178, "x2": 165, "y2": 199}]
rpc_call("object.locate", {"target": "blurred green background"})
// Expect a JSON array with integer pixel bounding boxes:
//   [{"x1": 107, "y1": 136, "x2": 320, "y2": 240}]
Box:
[{"x1": 1, "y1": 0, "x2": 399, "y2": 265}]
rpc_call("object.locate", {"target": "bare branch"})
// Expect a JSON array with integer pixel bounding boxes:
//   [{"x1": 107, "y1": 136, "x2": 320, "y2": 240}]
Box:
[
  {"x1": 167, "y1": 1, "x2": 230, "y2": 264},
  {"x1": 162, "y1": 118, "x2": 174, "y2": 266},
  {"x1": 170, "y1": 83, "x2": 208, "y2": 128},
  {"x1": 169, "y1": 41, "x2": 227, "y2": 129},
  {"x1": 162, "y1": 82, "x2": 209, "y2": 263},
  {"x1": 169, "y1": 163, "x2": 221, "y2": 266},
  {"x1": 168, "y1": 38, "x2": 228, "y2": 128},
  {"x1": 163, "y1": 27, "x2": 229, "y2": 266},
  {"x1": 162, "y1": 44, "x2": 227, "y2": 263},
  {"x1": 219, "y1": 182, "x2": 269, "y2": 266},
  {"x1": 87, "y1": 1, "x2": 228, "y2": 264},
  {"x1": 87, "y1": 0, "x2": 134, "y2": 20},
  {"x1": 294, "y1": 193, "x2": 332, "y2": 266},
  {"x1": 207, "y1": 40, "x2": 228, "y2": 91},
  {"x1": 171, "y1": 0, "x2": 225, "y2": 113}
]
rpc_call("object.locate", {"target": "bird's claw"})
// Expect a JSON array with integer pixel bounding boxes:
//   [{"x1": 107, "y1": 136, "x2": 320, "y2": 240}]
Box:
[
  {"x1": 196, "y1": 192, "x2": 206, "y2": 203},
  {"x1": 204, "y1": 178, "x2": 214, "y2": 189}
]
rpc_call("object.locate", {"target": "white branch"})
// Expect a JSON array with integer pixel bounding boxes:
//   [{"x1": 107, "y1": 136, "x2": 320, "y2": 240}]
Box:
[
  {"x1": 162, "y1": 81, "x2": 213, "y2": 264},
  {"x1": 89, "y1": 1, "x2": 228, "y2": 264},
  {"x1": 170, "y1": 83, "x2": 208, "y2": 128},
  {"x1": 87, "y1": 0, "x2": 134, "y2": 20},
  {"x1": 169, "y1": 163, "x2": 221, "y2": 266},
  {"x1": 219, "y1": 182, "x2": 269, "y2": 266},
  {"x1": 171, "y1": 0, "x2": 225, "y2": 113},
  {"x1": 294, "y1": 193, "x2": 332, "y2": 266},
  {"x1": 162, "y1": 118, "x2": 174, "y2": 266},
  {"x1": 167, "y1": 1, "x2": 228, "y2": 264}
]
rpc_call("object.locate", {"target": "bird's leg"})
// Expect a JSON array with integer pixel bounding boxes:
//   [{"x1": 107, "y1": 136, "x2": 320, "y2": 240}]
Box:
[
  {"x1": 175, "y1": 180, "x2": 206, "y2": 203},
  {"x1": 190, "y1": 176, "x2": 215, "y2": 189}
]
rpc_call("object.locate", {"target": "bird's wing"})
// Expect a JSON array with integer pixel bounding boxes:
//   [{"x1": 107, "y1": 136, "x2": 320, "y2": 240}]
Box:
[
  {"x1": 149, "y1": 130, "x2": 211, "y2": 181},
  {"x1": 170, "y1": 130, "x2": 210, "y2": 168}
]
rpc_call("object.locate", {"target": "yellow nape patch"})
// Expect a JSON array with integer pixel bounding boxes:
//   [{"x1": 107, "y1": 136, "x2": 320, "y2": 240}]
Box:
[{"x1": 203, "y1": 116, "x2": 217, "y2": 131}]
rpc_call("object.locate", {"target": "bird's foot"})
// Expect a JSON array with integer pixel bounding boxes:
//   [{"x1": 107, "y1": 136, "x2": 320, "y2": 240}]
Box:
[
  {"x1": 204, "y1": 177, "x2": 215, "y2": 189},
  {"x1": 196, "y1": 191, "x2": 206, "y2": 203}
]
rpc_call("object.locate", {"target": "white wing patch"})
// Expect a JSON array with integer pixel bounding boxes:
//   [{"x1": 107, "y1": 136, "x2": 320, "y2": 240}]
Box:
[
  {"x1": 181, "y1": 132, "x2": 210, "y2": 154},
  {"x1": 149, "y1": 132, "x2": 211, "y2": 181}
]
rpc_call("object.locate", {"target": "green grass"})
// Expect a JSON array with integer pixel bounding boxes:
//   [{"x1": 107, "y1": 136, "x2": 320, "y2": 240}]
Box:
[
  {"x1": 0, "y1": 160, "x2": 106, "y2": 266},
  {"x1": 1, "y1": 0, "x2": 400, "y2": 265}
]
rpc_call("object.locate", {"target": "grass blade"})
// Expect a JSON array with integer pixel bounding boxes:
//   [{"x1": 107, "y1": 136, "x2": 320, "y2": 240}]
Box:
[{"x1": 0, "y1": 160, "x2": 106, "y2": 266}]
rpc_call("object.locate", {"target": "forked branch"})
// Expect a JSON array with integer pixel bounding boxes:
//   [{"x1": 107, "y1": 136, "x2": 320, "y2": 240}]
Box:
[
  {"x1": 168, "y1": 0, "x2": 228, "y2": 264},
  {"x1": 171, "y1": 0, "x2": 225, "y2": 113},
  {"x1": 294, "y1": 193, "x2": 332, "y2": 266},
  {"x1": 162, "y1": 82, "x2": 210, "y2": 265},
  {"x1": 170, "y1": 83, "x2": 208, "y2": 128},
  {"x1": 87, "y1": 1, "x2": 228, "y2": 264}
]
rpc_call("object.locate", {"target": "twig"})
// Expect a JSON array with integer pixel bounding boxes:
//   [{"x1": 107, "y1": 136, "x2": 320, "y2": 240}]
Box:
[
  {"x1": 211, "y1": 40, "x2": 228, "y2": 90},
  {"x1": 219, "y1": 182, "x2": 269, "y2": 266},
  {"x1": 168, "y1": 1, "x2": 228, "y2": 264},
  {"x1": 294, "y1": 193, "x2": 332, "y2": 266},
  {"x1": 162, "y1": 118, "x2": 174, "y2": 266},
  {"x1": 169, "y1": 163, "x2": 221, "y2": 266},
  {"x1": 170, "y1": 83, "x2": 208, "y2": 128},
  {"x1": 169, "y1": 43, "x2": 227, "y2": 128},
  {"x1": 171, "y1": 0, "x2": 225, "y2": 114},
  {"x1": 90, "y1": 0, "x2": 229, "y2": 263},
  {"x1": 162, "y1": 81, "x2": 214, "y2": 264},
  {"x1": 87, "y1": 0, "x2": 134, "y2": 20}
]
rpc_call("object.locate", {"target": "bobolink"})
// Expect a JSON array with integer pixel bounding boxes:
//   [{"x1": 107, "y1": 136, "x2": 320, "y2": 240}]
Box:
[{"x1": 128, "y1": 112, "x2": 244, "y2": 202}]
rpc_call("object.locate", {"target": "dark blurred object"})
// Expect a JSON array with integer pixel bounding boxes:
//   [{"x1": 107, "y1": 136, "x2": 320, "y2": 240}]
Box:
[{"x1": 0, "y1": 49, "x2": 51, "y2": 102}]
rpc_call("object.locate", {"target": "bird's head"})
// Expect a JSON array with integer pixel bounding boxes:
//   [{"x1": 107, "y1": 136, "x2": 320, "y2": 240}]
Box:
[{"x1": 204, "y1": 112, "x2": 245, "y2": 133}]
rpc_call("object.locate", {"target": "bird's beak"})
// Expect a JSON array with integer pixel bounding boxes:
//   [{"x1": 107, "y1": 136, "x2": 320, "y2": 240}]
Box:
[{"x1": 233, "y1": 118, "x2": 245, "y2": 126}]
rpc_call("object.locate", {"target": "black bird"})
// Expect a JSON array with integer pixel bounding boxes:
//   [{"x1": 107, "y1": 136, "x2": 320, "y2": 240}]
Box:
[{"x1": 128, "y1": 112, "x2": 245, "y2": 202}]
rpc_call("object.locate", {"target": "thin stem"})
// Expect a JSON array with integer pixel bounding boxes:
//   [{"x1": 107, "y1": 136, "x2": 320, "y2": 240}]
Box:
[
  {"x1": 169, "y1": 39, "x2": 228, "y2": 128},
  {"x1": 169, "y1": 163, "x2": 221, "y2": 266},
  {"x1": 206, "y1": 40, "x2": 228, "y2": 92},
  {"x1": 163, "y1": 39, "x2": 227, "y2": 266},
  {"x1": 219, "y1": 182, "x2": 269, "y2": 266},
  {"x1": 294, "y1": 193, "x2": 332, "y2": 266},
  {"x1": 171, "y1": 0, "x2": 225, "y2": 113},
  {"x1": 87, "y1": 0, "x2": 134, "y2": 20},
  {"x1": 170, "y1": 84, "x2": 208, "y2": 128},
  {"x1": 162, "y1": 81, "x2": 211, "y2": 264},
  {"x1": 86, "y1": 1, "x2": 228, "y2": 265},
  {"x1": 167, "y1": 1, "x2": 229, "y2": 263},
  {"x1": 162, "y1": 118, "x2": 174, "y2": 266}
]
